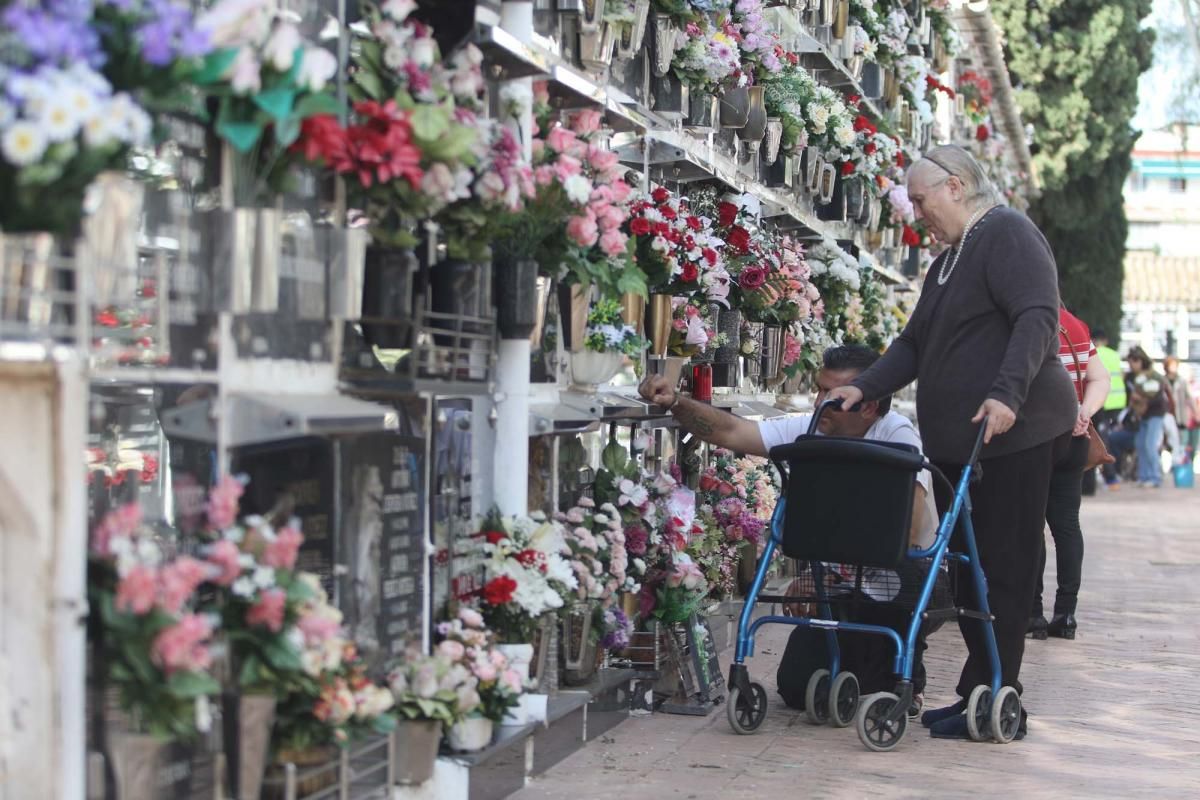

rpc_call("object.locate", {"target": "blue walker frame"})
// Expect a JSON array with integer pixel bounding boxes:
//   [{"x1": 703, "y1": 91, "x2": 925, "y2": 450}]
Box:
[{"x1": 726, "y1": 401, "x2": 1005, "y2": 744}]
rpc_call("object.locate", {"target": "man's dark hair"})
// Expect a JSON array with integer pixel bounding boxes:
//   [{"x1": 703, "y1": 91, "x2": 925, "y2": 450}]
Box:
[
  {"x1": 1091, "y1": 326, "x2": 1108, "y2": 342},
  {"x1": 822, "y1": 345, "x2": 892, "y2": 414}
]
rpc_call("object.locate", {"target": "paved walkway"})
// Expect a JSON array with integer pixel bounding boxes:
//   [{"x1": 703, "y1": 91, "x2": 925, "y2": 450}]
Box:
[{"x1": 514, "y1": 485, "x2": 1200, "y2": 799}]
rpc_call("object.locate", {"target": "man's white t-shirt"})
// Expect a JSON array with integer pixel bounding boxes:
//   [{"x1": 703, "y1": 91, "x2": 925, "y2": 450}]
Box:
[{"x1": 757, "y1": 410, "x2": 938, "y2": 549}]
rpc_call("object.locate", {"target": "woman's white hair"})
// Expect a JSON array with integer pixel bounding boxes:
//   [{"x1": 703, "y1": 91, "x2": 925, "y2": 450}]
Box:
[{"x1": 911, "y1": 144, "x2": 1001, "y2": 208}]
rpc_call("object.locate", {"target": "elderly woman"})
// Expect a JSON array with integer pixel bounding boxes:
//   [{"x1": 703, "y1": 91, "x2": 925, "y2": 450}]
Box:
[{"x1": 828, "y1": 144, "x2": 1077, "y2": 740}]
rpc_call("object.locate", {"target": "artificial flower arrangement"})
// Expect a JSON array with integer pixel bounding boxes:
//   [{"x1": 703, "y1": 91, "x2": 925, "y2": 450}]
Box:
[
  {"x1": 652, "y1": 0, "x2": 732, "y2": 27},
  {"x1": 670, "y1": 16, "x2": 744, "y2": 94},
  {"x1": 472, "y1": 510, "x2": 577, "y2": 644},
  {"x1": 807, "y1": 238, "x2": 874, "y2": 347},
  {"x1": 583, "y1": 297, "x2": 650, "y2": 359},
  {"x1": 190, "y1": 0, "x2": 340, "y2": 201},
  {"x1": 838, "y1": 101, "x2": 901, "y2": 188},
  {"x1": 86, "y1": 444, "x2": 159, "y2": 488},
  {"x1": 432, "y1": 608, "x2": 523, "y2": 724},
  {"x1": 957, "y1": 69, "x2": 993, "y2": 126},
  {"x1": 760, "y1": 47, "x2": 810, "y2": 155},
  {"x1": 668, "y1": 296, "x2": 723, "y2": 356},
  {"x1": 729, "y1": 0, "x2": 782, "y2": 82},
  {"x1": 489, "y1": 106, "x2": 644, "y2": 301},
  {"x1": 88, "y1": 502, "x2": 221, "y2": 738},
  {"x1": 627, "y1": 185, "x2": 731, "y2": 306}
]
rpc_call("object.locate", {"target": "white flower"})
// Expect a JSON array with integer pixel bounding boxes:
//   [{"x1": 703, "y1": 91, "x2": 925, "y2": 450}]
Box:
[
  {"x1": 264, "y1": 23, "x2": 302, "y2": 72},
  {"x1": 564, "y1": 174, "x2": 593, "y2": 205},
  {"x1": 228, "y1": 46, "x2": 262, "y2": 95},
  {"x1": 381, "y1": 0, "x2": 417, "y2": 20},
  {"x1": 809, "y1": 105, "x2": 830, "y2": 133},
  {"x1": 232, "y1": 576, "x2": 256, "y2": 598},
  {"x1": 2, "y1": 121, "x2": 48, "y2": 167},
  {"x1": 296, "y1": 47, "x2": 338, "y2": 92},
  {"x1": 197, "y1": 0, "x2": 274, "y2": 48},
  {"x1": 252, "y1": 565, "x2": 276, "y2": 588},
  {"x1": 411, "y1": 36, "x2": 438, "y2": 68},
  {"x1": 383, "y1": 45, "x2": 405, "y2": 69},
  {"x1": 40, "y1": 96, "x2": 81, "y2": 143}
]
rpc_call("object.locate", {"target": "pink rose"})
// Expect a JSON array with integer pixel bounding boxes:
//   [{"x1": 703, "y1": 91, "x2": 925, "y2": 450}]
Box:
[
  {"x1": 151, "y1": 614, "x2": 213, "y2": 675},
  {"x1": 91, "y1": 503, "x2": 143, "y2": 556},
  {"x1": 207, "y1": 539, "x2": 242, "y2": 586},
  {"x1": 566, "y1": 213, "x2": 599, "y2": 248},
  {"x1": 611, "y1": 180, "x2": 633, "y2": 203},
  {"x1": 595, "y1": 204, "x2": 625, "y2": 233},
  {"x1": 531, "y1": 139, "x2": 545, "y2": 159},
  {"x1": 589, "y1": 184, "x2": 614, "y2": 206},
  {"x1": 247, "y1": 588, "x2": 286, "y2": 632},
  {"x1": 115, "y1": 565, "x2": 158, "y2": 615},
  {"x1": 458, "y1": 607, "x2": 484, "y2": 628},
  {"x1": 502, "y1": 669, "x2": 524, "y2": 693},
  {"x1": 474, "y1": 662, "x2": 498, "y2": 682},
  {"x1": 263, "y1": 526, "x2": 304, "y2": 570},
  {"x1": 298, "y1": 610, "x2": 341, "y2": 645},
  {"x1": 158, "y1": 556, "x2": 210, "y2": 615},
  {"x1": 587, "y1": 145, "x2": 619, "y2": 172},
  {"x1": 438, "y1": 640, "x2": 466, "y2": 661},
  {"x1": 545, "y1": 127, "x2": 577, "y2": 154},
  {"x1": 207, "y1": 474, "x2": 244, "y2": 530},
  {"x1": 599, "y1": 230, "x2": 627, "y2": 256},
  {"x1": 572, "y1": 109, "x2": 602, "y2": 135},
  {"x1": 554, "y1": 154, "x2": 583, "y2": 180},
  {"x1": 533, "y1": 164, "x2": 557, "y2": 187}
]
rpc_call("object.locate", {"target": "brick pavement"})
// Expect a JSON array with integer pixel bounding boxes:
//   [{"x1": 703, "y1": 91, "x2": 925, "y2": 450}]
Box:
[{"x1": 513, "y1": 486, "x2": 1200, "y2": 799}]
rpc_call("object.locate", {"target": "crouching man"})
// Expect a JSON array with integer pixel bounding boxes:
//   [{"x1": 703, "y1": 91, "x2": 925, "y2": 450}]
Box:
[{"x1": 638, "y1": 344, "x2": 938, "y2": 715}]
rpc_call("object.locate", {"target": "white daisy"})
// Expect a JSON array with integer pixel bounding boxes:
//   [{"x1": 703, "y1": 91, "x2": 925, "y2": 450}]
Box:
[
  {"x1": 40, "y1": 97, "x2": 80, "y2": 142},
  {"x1": 2, "y1": 121, "x2": 48, "y2": 166}
]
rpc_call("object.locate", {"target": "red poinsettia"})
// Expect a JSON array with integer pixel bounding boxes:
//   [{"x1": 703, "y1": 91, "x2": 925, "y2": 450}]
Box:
[
  {"x1": 483, "y1": 529, "x2": 507, "y2": 545},
  {"x1": 294, "y1": 100, "x2": 424, "y2": 189},
  {"x1": 481, "y1": 576, "x2": 517, "y2": 606},
  {"x1": 902, "y1": 225, "x2": 921, "y2": 247}
]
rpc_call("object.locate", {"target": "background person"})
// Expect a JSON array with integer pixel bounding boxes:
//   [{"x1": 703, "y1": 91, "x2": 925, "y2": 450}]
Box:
[
  {"x1": 826, "y1": 144, "x2": 1077, "y2": 741},
  {"x1": 1028, "y1": 308, "x2": 1110, "y2": 642},
  {"x1": 1126, "y1": 346, "x2": 1168, "y2": 488},
  {"x1": 1088, "y1": 327, "x2": 1127, "y2": 490},
  {"x1": 1163, "y1": 356, "x2": 1195, "y2": 466}
]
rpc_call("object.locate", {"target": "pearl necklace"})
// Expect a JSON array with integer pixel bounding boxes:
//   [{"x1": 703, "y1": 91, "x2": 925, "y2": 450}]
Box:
[{"x1": 937, "y1": 205, "x2": 996, "y2": 286}]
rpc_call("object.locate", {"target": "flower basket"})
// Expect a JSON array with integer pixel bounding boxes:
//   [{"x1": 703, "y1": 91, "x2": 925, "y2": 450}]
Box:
[
  {"x1": 392, "y1": 719, "x2": 442, "y2": 786},
  {"x1": 569, "y1": 350, "x2": 625, "y2": 389},
  {"x1": 262, "y1": 746, "x2": 339, "y2": 800},
  {"x1": 447, "y1": 717, "x2": 494, "y2": 752}
]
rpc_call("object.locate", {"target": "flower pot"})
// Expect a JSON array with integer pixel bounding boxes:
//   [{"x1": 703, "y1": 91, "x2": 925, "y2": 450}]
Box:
[
  {"x1": 561, "y1": 601, "x2": 600, "y2": 685},
  {"x1": 615, "y1": 0, "x2": 651, "y2": 60},
  {"x1": 448, "y1": 717, "x2": 494, "y2": 751},
  {"x1": 494, "y1": 257, "x2": 540, "y2": 339},
  {"x1": 225, "y1": 693, "x2": 276, "y2": 800},
  {"x1": 650, "y1": 13, "x2": 677, "y2": 77},
  {"x1": 361, "y1": 244, "x2": 417, "y2": 349},
  {"x1": 764, "y1": 117, "x2": 784, "y2": 164},
  {"x1": 845, "y1": 178, "x2": 866, "y2": 220},
  {"x1": 651, "y1": 75, "x2": 688, "y2": 119},
  {"x1": 392, "y1": 719, "x2": 442, "y2": 786},
  {"x1": 736, "y1": 86, "x2": 768, "y2": 147},
  {"x1": 685, "y1": 92, "x2": 717, "y2": 132},
  {"x1": 760, "y1": 325, "x2": 786, "y2": 387},
  {"x1": 263, "y1": 746, "x2": 338, "y2": 800},
  {"x1": 719, "y1": 87, "x2": 751, "y2": 129},
  {"x1": 569, "y1": 349, "x2": 624, "y2": 389},
  {"x1": 108, "y1": 732, "x2": 167, "y2": 800},
  {"x1": 646, "y1": 293, "x2": 674, "y2": 356},
  {"x1": 861, "y1": 61, "x2": 883, "y2": 99}
]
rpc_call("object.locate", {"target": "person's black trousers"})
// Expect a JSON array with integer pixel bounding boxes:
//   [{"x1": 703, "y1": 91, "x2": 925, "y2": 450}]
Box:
[
  {"x1": 933, "y1": 433, "x2": 1069, "y2": 698},
  {"x1": 1034, "y1": 435, "x2": 1089, "y2": 618},
  {"x1": 1094, "y1": 409, "x2": 1123, "y2": 484}
]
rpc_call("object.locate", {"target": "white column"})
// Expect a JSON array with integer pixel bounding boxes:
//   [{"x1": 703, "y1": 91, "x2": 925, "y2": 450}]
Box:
[{"x1": 492, "y1": 1, "x2": 535, "y2": 516}]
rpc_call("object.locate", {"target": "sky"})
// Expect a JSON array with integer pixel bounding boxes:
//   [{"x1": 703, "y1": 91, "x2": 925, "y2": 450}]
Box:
[{"x1": 1135, "y1": 0, "x2": 1199, "y2": 131}]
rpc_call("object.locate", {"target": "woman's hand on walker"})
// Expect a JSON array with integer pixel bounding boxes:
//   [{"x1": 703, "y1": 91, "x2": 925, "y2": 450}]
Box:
[
  {"x1": 972, "y1": 398, "x2": 1016, "y2": 444},
  {"x1": 826, "y1": 385, "x2": 863, "y2": 412}
]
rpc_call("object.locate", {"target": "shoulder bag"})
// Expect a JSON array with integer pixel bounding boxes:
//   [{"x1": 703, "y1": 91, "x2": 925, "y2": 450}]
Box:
[{"x1": 1060, "y1": 325, "x2": 1116, "y2": 471}]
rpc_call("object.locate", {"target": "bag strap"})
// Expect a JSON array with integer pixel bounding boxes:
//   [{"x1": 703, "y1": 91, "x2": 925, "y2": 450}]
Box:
[{"x1": 1059, "y1": 323, "x2": 1086, "y2": 403}]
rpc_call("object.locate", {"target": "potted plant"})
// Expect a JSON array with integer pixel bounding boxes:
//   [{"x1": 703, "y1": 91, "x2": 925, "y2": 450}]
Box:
[
  {"x1": 437, "y1": 609, "x2": 523, "y2": 750},
  {"x1": 569, "y1": 297, "x2": 649, "y2": 389},
  {"x1": 387, "y1": 646, "x2": 473, "y2": 784},
  {"x1": 87, "y1": 504, "x2": 220, "y2": 800}
]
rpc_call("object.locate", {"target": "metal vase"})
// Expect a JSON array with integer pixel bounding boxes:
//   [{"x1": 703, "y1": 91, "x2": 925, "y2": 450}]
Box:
[
  {"x1": 109, "y1": 733, "x2": 167, "y2": 800},
  {"x1": 651, "y1": 75, "x2": 688, "y2": 119},
  {"x1": 620, "y1": 291, "x2": 645, "y2": 336},
  {"x1": 494, "y1": 257, "x2": 540, "y2": 340},
  {"x1": 845, "y1": 178, "x2": 865, "y2": 220},
  {"x1": 392, "y1": 719, "x2": 442, "y2": 786},
  {"x1": 361, "y1": 245, "x2": 417, "y2": 348},
  {"x1": 764, "y1": 118, "x2": 784, "y2": 164},
  {"x1": 616, "y1": 0, "x2": 651, "y2": 59},
  {"x1": 646, "y1": 293, "x2": 674, "y2": 356},
  {"x1": 713, "y1": 308, "x2": 742, "y2": 365},
  {"x1": 685, "y1": 92, "x2": 717, "y2": 132},
  {"x1": 557, "y1": 282, "x2": 592, "y2": 352},
  {"x1": 760, "y1": 325, "x2": 786, "y2": 387},
  {"x1": 561, "y1": 602, "x2": 600, "y2": 685},
  {"x1": 580, "y1": 23, "x2": 617, "y2": 71},
  {"x1": 580, "y1": 0, "x2": 606, "y2": 32},
  {"x1": 231, "y1": 694, "x2": 276, "y2": 800},
  {"x1": 736, "y1": 85, "x2": 768, "y2": 147},
  {"x1": 819, "y1": 0, "x2": 836, "y2": 27},
  {"x1": 832, "y1": 0, "x2": 849, "y2": 38},
  {"x1": 651, "y1": 14, "x2": 677, "y2": 77},
  {"x1": 819, "y1": 163, "x2": 838, "y2": 205},
  {"x1": 860, "y1": 61, "x2": 883, "y2": 99},
  {"x1": 743, "y1": 321, "x2": 764, "y2": 385},
  {"x1": 806, "y1": 153, "x2": 824, "y2": 194},
  {"x1": 719, "y1": 86, "x2": 751, "y2": 129}
]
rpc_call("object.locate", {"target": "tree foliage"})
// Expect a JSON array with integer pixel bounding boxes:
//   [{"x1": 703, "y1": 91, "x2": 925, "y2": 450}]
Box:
[{"x1": 990, "y1": 0, "x2": 1155, "y2": 335}]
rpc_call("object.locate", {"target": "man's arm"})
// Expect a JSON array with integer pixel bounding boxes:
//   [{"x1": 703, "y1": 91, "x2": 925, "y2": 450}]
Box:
[{"x1": 638, "y1": 375, "x2": 768, "y2": 455}]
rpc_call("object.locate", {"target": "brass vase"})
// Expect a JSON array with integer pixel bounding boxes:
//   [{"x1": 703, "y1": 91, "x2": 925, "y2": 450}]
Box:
[
  {"x1": 832, "y1": 0, "x2": 849, "y2": 39},
  {"x1": 646, "y1": 293, "x2": 674, "y2": 356},
  {"x1": 620, "y1": 291, "x2": 645, "y2": 335}
]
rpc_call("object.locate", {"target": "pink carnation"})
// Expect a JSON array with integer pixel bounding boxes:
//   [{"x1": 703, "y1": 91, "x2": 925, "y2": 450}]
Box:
[
  {"x1": 158, "y1": 556, "x2": 210, "y2": 615},
  {"x1": 298, "y1": 610, "x2": 341, "y2": 645},
  {"x1": 599, "y1": 230, "x2": 628, "y2": 256},
  {"x1": 587, "y1": 144, "x2": 619, "y2": 172},
  {"x1": 545, "y1": 127, "x2": 578, "y2": 154},
  {"x1": 571, "y1": 109, "x2": 602, "y2": 135},
  {"x1": 91, "y1": 503, "x2": 143, "y2": 557},
  {"x1": 263, "y1": 526, "x2": 304, "y2": 570},
  {"x1": 595, "y1": 204, "x2": 625, "y2": 233},
  {"x1": 151, "y1": 614, "x2": 213, "y2": 675},
  {"x1": 611, "y1": 180, "x2": 633, "y2": 203},
  {"x1": 115, "y1": 565, "x2": 158, "y2": 615},
  {"x1": 207, "y1": 474, "x2": 244, "y2": 530},
  {"x1": 247, "y1": 588, "x2": 286, "y2": 633},
  {"x1": 207, "y1": 539, "x2": 242, "y2": 586},
  {"x1": 566, "y1": 213, "x2": 599, "y2": 248}
]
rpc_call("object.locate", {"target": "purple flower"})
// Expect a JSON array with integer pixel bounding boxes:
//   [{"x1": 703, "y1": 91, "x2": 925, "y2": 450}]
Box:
[{"x1": 625, "y1": 525, "x2": 649, "y2": 556}]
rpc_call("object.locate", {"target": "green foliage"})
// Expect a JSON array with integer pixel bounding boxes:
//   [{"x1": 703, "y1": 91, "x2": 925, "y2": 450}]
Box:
[{"x1": 990, "y1": 0, "x2": 1154, "y2": 336}]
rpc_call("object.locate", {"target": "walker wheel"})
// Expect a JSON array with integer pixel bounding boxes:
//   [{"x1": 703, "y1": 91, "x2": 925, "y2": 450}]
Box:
[
  {"x1": 804, "y1": 669, "x2": 831, "y2": 725},
  {"x1": 726, "y1": 682, "x2": 768, "y2": 735},
  {"x1": 855, "y1": 692, "x2": 908, "y2": 752},
  {"x1": 990, "y1": 686, "x2": 1022, "y2": 743},
  {"x1": 966, "y1": 685, "x2": 992, "y2": 742},
  {"x1": 830, "y1": 671, "x2": 860, "y2": 728}
]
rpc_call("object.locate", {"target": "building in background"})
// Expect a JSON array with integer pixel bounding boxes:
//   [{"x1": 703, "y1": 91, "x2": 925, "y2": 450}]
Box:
[{"x1": 1121, "y1": 125, "x2": 1200, "y2": 362}]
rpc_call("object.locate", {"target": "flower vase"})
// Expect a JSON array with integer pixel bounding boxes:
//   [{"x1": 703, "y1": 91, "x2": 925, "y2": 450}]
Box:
[
  {"x1": 833, "y1": 0, "x2": 850, "y2": 38},
  {"x1": 806, "y1": 153, "x2": 824, "y2": 195},
  {"x1": 736, "y1": 86, "x2": 768, "y2": 149},
  {"x1": 848, "y1": 54, "x2": 865, "y2": 81},
  {"x1": 651, "y1": 75, "x2": 687, "y2": 119},
  {"x1": 392, "y1": 719, "x2": 442, "y2": 786},
  {"x1": 719, "y1": 86, "x2": 751, "y2": 129},
  {"x1": 557, "y1": 282, "x2": 592, "y2": 352},
  {"x1": 494, "y1": 257, "x2": 540, "y2": 340},
  {"x1": 760, "y1": 325, "x2": 786, "y2": 387},
  {"x1": 845, "y1": 178, "x2": 866, "y2": 220},
  {"x1": 713, "y1": 308, "x2": 742, "y2": 366},
  {"x1": 569, "y1": 350, "x2": 624, "y2": 389},
  {"x1": 764, "y1": 118, "x2": 784, "y2": 164},
  {"x1": 650, "y1": 13, "x2": 678, "y2": 77},
  {"x1": 263, "y1": 747, "x2": 338, "y2": 800},
  {"x1": 580, "y1": 0, "x2": 607, "y2": 32},
  {"x1": 447, "y1": 717, "x2": 494, "y2": 751},
  {"x1": 819, "y1": 0, "x2": 836, "y2": 28},
  {"x1": 646, "y1": 293, "x2": 674, "y2": 356},
  {"x1": 620, "y1": 291, "x2": 645, "y2": 337},
  {"x1": 615, "y1": 0, "x2": 651, "y2": 60},
  {"x1": 736, "y1": 540, "x2": 759, "y2": 596},
  {"x1": 561, "y1": 602, "x2": 601, "y2": 686},
  {"x1": 361, "y1": 245, "x2": 417, "y2": 349},
  {"x1": 108, "y1": 733, "x2": 166, "y2": 800},
  {"x1": 0, "y1": 231, "x2": 75, "y2": 344},
  {"x1": 861, "y1": 61, "x2": 883, "y2": 98},
  {"x1": 646, "y1": 355, "x2": 689, "y2": 390},
  {"x1": 685, "y1": 93, "x2": 717, "y2": 133},
  {"x1": 225, "y1": 693, "x2": 276, "y2": 800},
  {"x1": 580, "y1": 23, "x2": 617, "y2": 71}
]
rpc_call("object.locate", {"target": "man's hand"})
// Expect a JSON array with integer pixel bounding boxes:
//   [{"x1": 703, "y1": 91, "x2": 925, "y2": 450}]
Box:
[
  {"x1": 639, "y1": 373, "x2": 677, "y2": 408},
  {"x1": 972, "y1": 398, "x2": 1017, "y2": 444},
  {"x1": 825, "y1": 385, "x2": 864, "y2": 412}
]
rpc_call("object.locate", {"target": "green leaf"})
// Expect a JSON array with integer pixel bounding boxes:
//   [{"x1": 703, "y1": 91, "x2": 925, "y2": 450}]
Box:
[
  {"x1": 166, "y1": 670, "x2": 220, "y2": 698},
  {"x1": 237, "y1": 654, "x2": 264, "y2": 687},
  {"x1": 294, "y1": 92, "x2": 344, "y2": 120},
  {"x1": 601, "y1": 440, "x2": 628, "y2": 474},
  {"x1": 262, "y1": 636, "x2": 303, "y2": 672},
  {"x1": 616, "y1": 268, "x2": 647, "y2": 298},
  {"x1": 195, "y1": 48, "x2": 240, "y2": 85},
  {"x1": 352, "y1": 69, "x2": 386, "y2": 102},
  {"x1": 252, "y1": 86, "x2": 297, "y2": 121},
  {"x1": 275, "y1": 115, "x2": 301, "y2": 148},
  {"x1": 217, "y1": 118, "x2": 264, "y2": 153},
  {"x1": 409, "y1": 104, "x2": 450, "y2": 142}
]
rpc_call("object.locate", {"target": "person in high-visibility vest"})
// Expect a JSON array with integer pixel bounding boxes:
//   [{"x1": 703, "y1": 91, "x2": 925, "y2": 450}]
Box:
[{"x1": 1091, "y1": 328, "x2": 1128, "y2": 486}]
